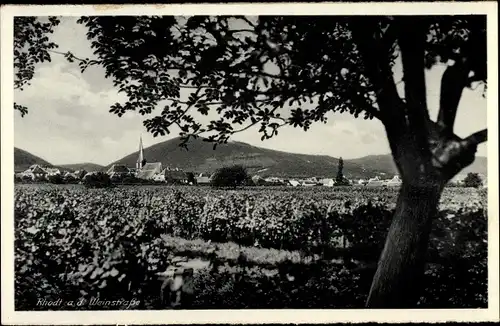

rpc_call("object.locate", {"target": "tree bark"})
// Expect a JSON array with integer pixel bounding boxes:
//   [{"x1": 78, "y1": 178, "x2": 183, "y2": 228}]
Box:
[{"x1": 365, "y1": 181, "x2": 443, "y2": 308}]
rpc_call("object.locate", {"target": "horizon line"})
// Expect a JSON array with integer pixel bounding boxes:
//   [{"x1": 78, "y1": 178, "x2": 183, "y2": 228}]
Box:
[{"x1": 14, "y1": 142, "x2": 488, "y2": 168}]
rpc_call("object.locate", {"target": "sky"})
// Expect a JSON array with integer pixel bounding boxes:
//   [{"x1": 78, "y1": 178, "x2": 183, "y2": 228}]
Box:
[{"x1": 14, "y1": 17, "x2": 488, "y2": 166}]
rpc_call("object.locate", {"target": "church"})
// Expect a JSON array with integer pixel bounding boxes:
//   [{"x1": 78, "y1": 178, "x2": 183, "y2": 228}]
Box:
[
  {"x1": 134, "y1": 136, "x2": 195, "y2": 184},
  {"x1": 135, "y1": 136, "x2": 163, "y2": 180}
]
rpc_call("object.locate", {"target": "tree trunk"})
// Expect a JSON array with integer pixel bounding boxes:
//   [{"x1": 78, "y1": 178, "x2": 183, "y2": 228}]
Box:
[{"x1": 365, "y1": 181, "x2": 443, "y2": 308}]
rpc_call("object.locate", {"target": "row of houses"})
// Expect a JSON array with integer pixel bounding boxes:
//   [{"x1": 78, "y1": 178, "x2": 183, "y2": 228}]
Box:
[
  {"x1": 15, "y1": 137, "x2": 486, "y2": 188},
  {"x1": 16, "y1": 164, "x2": 61, "y2": 179},
  {"x1": 15, "y1": 164, "x2": 87, "y2": 181},
  {"x1": 257, "y1": 175, "x2": 403, "y2": 187},
  {"x1": 106, "y1": 162, "x2": 212, "y2": 185},
  {"x1": 276, "y1": 174, "x2": 487, "y2": 188},
  {"x1": 15, "y1": 163, "x2": 487, "y2": 189},
  {"x1": 357, "y1": 176, "x2": 403, "y2": 187}
]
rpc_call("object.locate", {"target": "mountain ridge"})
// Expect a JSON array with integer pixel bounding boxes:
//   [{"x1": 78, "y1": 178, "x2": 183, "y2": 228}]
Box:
[
  {"x1": 107, "y1": 137, "x2": 488, "y2": 179},
  {"x1": 14, "y1": 140, "x2": 487, "y2": 178},
  {"x1": 14, "y1": 148, "x2": 53, "y2": 172},
  {"x1": 59, "y1": 163, "x2": 105, "y2": 172}
]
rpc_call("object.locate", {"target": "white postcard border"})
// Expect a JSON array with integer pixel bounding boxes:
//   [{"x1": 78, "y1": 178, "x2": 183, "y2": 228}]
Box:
[{"x1": 1, "y1": 2, "x2": 498, "y2": 324}]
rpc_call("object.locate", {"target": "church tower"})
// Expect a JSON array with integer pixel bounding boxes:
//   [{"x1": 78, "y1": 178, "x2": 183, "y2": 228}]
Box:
[{"x1": 136, "y1": 136, "x2": 145, "y2": 170}]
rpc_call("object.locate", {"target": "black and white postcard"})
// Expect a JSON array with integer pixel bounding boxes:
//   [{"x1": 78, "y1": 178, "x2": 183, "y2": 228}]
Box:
[{"x1": 1, "y1": 2, "x2": 498, "y2": 324}]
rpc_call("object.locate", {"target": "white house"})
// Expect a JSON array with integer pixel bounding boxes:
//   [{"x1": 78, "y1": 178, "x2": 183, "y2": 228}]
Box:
[
  {"x1": 22, "y1": 165, "x2": 48, "y2": 180},
  {"x1": 386, "y1": 175, "x2": 402, "y2": 187},
  {"x1": 136, "y1": 162, "x2": 163, "y2": 180},
  {"x1": 196, "y1": 173, "x2": 212, "y2": 184},
  {"x1": 153, "y1": 173, "x2": 166, "y2": 182},
  {"x1": 107, "y1": 164, "x2": 132, "y2": 179},
  {"x1": 45, "y1": 168, "x2": 61, "y2": 176},
  {"x1": 302, "y1": 180, "x2": 317, "y2": 187},
  {"x1": 320, "y1": 178, "x2": 335, "y2": 187},
  {"x1": 366, "y1": 176, "x2": 385, "y2": 187}
]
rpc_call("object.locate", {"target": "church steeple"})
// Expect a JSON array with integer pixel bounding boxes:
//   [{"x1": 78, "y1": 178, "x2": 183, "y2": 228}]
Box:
[{"x1": 136, "y1": 136, "x2": 144, "y2": 170}]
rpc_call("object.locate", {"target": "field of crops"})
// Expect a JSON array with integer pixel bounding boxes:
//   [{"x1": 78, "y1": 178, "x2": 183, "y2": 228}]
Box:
[{"x1": 14, "y1": 184, "x2": 487, "y2": 309}]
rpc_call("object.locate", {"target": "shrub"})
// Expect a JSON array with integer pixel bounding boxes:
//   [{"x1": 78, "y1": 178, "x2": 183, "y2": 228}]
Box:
[
  {"x1": 21, "y1": 174, "x2": 33, "y2": 182},
  {"x1": 82, "y1": 172, "x2": 113, "y2": 188},
  {"x1": 75, "y1": 170, "x2": 88, "y2": 180},
  {"x1": 120, "y1": 175, "x2": 143, "y2": 184},
  {"x1": 210, "y1": 165, "x2": 249, "y2": 188},
  {"x1": 463, "y1": 173, "x2": 483, "y2": 188},
  {"x1": 186, "y1": 172, "x2": 196, "y2": 185},
  {"x1": 64, "y1": 174, "x2": 78, "y2": 184},
  {"x1": 47, "y1": 174, "x2": 64, "y2": 184}
]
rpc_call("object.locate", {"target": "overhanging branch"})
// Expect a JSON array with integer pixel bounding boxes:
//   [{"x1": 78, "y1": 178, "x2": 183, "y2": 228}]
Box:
[
  {"x1": 436, "y1": 128, "x2": 487, "y2": 181},
  {"x1": 48, "y1": 49, "x2": 87, "y2": 62},
  {"x1": 463, "y1": 129, "x2": 487, "y2": 147}
]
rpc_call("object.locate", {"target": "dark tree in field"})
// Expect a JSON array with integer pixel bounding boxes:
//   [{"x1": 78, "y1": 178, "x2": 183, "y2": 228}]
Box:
[
  {"x1": 186, "y1": 172, "x2": 197, "y2": 185},
  {"x1": 336, "y1": 157, "x2": 344, "y2": 182},
  {"x1": 463, "y1": 172, "x2": 483, "y2": 188},
  {"x1": 210, "y1": 165, "x2": 249, "y2": 188},
  {"x1": 77, "y1": 169, "x2": 88, "y2": 179},
  {"x1": 335, "y1": 157, "x2": 349, "y2": 186},
  {"x1": 47, "y1": 173, "x2": 64, "y2": 184},
  {"x1": 82, "y1": 172, "x2": 113, "y2": 188},
  {"x1": 15, "y1": 15, "x2": 488, "y2": 308}
]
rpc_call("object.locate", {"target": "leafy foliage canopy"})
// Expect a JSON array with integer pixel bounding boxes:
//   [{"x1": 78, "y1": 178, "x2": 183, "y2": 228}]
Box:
[
  {"x1": 67, "y1": 16, "x2": 486, "y2": 149},
  {"x1": 14, "y1": 16, "x2": 60, "y2": 117}
]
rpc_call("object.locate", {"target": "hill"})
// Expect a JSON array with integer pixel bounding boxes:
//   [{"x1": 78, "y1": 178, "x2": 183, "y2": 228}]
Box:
[
  {"x1": 109, "y1": 137, "x2": 488, "y2": 179},
  {"x1": 14, "y1": 148, "x2": 103, "y2": 173},
  {"x1": 15, "y1": 141, "x2": 487, "y2": 179},
  {"x1": 109, "y1": 137, "x2": 385, "y2": 179},
  {"x1": 59, "y1": 163, "x2": 104, "y2": 172},
  {"x1": 350, "y1": 154, "x2": 487, "y2": 176},
  {"x1": 14, "y1": 148, "x2": 53, "y2": 172}
]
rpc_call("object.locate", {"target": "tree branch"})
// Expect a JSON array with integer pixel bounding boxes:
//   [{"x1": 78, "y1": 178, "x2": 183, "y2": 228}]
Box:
[
  {"x1": 163, "y1": 87, "x2": 203, "y2": 129},
  {"x1": 48, "y1": 49, "x2": 87, "y2": 62},
  {"x1": 228, "y1": 29, "x2": 256, "y2": 34},
  {"x1": 165, "y1": 98, "x2": 272, "y2": 107},
  {"x1": 463, "y1": 129, "x2": 487, "y2": 147},
  {"x1": 437, "y1": 61, "x2": 470, "y2": 134},
  {"x1": 349, "y1": 18, "x2": 404, "y2": 125},
  {"x1": 398, "y1": 20, "x2": 428, "y2": 116},
  {"x1": 240, "y1": 16, "x2": 257, "y2": 29},
  {"x1": 168, "y1": 65, "x2": 289, "y2": 82},
  {"x1": 429, "y1": 127, "x2": 487, "y2": 181},
  {"x1": 365, "y1": 105, "x2": 382, "y2": 120},
  {"x1": 396, "y1": 17, "x2": 432, "y2": 156},
  {"x1": 243, "y1": 70, "x2": 290, "y2": 81}
]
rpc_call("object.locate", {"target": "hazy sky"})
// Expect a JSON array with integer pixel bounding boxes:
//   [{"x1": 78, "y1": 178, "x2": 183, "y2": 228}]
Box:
[{"x1": 14, "y1": 17, "x2": 487, "y2": 166}]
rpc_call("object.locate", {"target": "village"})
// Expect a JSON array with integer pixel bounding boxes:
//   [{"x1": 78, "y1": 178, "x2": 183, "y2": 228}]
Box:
[
  {"x1": 15, "y1": 162, "x2": 486, "y2": 188},
  {"x1": 15, "y1": 135, "x2": 487, "y2": 188}
]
